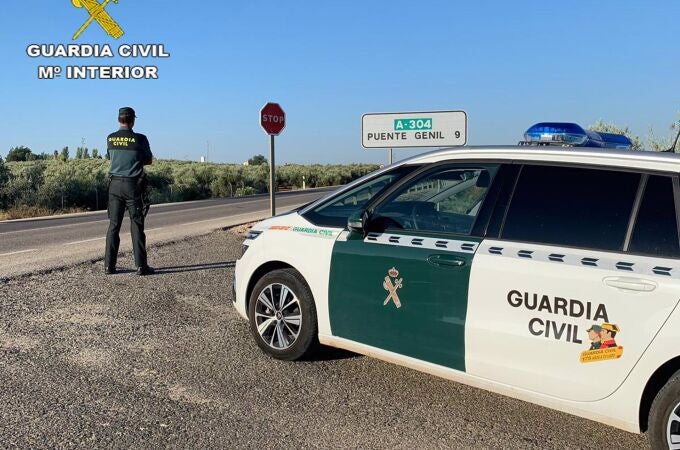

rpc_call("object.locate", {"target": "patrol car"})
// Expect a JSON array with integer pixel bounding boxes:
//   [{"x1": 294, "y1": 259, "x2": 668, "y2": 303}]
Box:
[{"x1": 233, "y1": 144, "x2": 680, "y2": 449}]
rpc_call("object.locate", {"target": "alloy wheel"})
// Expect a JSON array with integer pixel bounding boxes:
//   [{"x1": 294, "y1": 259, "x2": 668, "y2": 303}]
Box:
[
  {"x1": 254, "y1": 283, "x2": 302, "y2": 350},
  {"x1": 667, "y1": 401, "x2": 680, "y2": 449}
]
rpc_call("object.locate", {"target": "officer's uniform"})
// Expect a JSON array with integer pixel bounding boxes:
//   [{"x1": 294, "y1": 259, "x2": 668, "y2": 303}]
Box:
[{"x1": 104, "y1": 107, "x2": 153, "y2": 274}]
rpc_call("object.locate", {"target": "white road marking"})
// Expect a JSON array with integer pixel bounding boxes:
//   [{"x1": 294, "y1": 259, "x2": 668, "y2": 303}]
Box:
[
  {"x1": 64, "y1": 237, "x2": 106, "y2": 246},
  {"x1": 0, "y1": 219, "x2": 110, "y2": 236},
  {"x1": 63, "y1": 227, "x2": 163, "y2": 246},
  {"x1": 181, "y1": 217, "x2": 237, "y2": 226},
  {"x1": 0, "y1": 249, "x2": 38, "y2": 257}
]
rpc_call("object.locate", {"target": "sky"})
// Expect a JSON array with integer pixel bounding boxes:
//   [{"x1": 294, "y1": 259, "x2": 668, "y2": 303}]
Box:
[{"x1": 0, "y1": 1, "x2": 678, "y2": 164}]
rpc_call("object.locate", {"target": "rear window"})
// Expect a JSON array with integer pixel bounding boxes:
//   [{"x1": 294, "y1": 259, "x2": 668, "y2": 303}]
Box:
[
  {"x1": 502, "y1": 165, "x2": 640, "y2": 251},
  {"x1": 629, "y1": 175, "x2": 680, "y2": 258}
]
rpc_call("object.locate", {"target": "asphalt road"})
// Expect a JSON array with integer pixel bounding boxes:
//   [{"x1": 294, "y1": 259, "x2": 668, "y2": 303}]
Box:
[
  {"x1": 0, "y1": 228, "x2": 650, "y2": 449},
  {"x1": 0, "y1": 189, "x2": 332, "y2": 278}
]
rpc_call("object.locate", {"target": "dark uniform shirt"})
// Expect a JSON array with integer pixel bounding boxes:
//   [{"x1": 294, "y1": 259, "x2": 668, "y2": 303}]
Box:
[{"x1": 107, "y1": 127, "x2": 153, "y2": 177}]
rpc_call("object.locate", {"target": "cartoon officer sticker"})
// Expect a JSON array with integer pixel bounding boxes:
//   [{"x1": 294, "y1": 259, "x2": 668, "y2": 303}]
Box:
[
  {"x1": 586, "y1": 324, "x2": 603, "y2": 350},
  {"x1": 599, "y1": 323, "x2": 620, "y2": 349},
  {"x1": 580, "y1": 323, "x2": 623, "y2": 363}
]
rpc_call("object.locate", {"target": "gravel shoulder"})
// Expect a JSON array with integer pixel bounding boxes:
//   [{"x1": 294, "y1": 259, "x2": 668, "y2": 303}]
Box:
[{"x1": 0, "y1": 230, "x2": 650, "y2": 449}]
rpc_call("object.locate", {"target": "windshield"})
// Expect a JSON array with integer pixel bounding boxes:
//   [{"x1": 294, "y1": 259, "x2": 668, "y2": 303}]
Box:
[{"x1": 302, "y1": 165, "x2": 419, "y2": 228}]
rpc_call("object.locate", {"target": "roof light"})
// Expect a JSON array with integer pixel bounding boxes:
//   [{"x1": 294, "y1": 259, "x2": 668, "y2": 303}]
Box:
[
  {"x1": 523, "y1": 122, "x2": 589, "y2": 146},
  {"x1": 522, "y1": 122, "x2": 632, "y2": 149},
  {"x1": 586, "y1": 131, "x2": 633, "y2": 149}
]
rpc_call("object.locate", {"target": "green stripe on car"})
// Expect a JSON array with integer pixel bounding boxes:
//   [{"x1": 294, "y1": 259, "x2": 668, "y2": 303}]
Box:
[{"x1": 328, "y1": 231, "x2": 481, "y2": 371}]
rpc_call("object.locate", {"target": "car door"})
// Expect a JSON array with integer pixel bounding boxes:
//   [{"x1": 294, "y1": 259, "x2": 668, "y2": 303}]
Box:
[
  {"x1": 466, "y1": 165, "x2": 680, "y2": 402},
  {"x1": 328, "y1": 163, "x2": 499, "y2": 371}
]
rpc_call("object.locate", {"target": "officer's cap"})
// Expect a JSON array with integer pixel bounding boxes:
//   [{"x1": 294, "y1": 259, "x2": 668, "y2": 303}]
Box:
[
  {"x1": 601, "y1": 323, "x2": 620, "y2": 333},
  {"x1": 118, "y1": 107, "x2": 137, "y2": 118},
  {"x1": 587, "y1": 325, "x2": 602, "y2": 332}
]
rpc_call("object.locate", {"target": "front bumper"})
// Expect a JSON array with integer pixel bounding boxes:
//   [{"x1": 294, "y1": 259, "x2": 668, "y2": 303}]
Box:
[
  {"x1": 232, "y1": 258, "x2": 249, "y2": 320},
  {"x1": 231, "y1": 273, "x2": 237, "y2": 304}
]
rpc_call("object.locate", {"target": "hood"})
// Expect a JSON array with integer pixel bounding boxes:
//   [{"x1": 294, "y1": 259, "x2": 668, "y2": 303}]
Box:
[{"x1": 251, "y1": 211, "x2": 303, "y2": 232}]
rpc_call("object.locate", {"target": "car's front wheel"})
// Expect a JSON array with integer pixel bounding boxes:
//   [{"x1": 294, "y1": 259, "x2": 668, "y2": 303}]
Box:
[
  {"x1": 649, "y1": 370, "x2": 680, "y2": 449},
  {"x1": 247, "y1": 268, "x2": 318, "y2": 361}
]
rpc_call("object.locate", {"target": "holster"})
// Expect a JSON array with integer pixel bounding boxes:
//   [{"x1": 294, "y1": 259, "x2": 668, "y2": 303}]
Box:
[{"x1": 138, "y1": 174, "x2": 151, "y2": 217}]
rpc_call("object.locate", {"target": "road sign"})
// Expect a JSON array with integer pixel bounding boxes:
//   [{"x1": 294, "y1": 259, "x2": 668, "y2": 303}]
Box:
[
  {"x1": 260, "y1": 103, "x2": 286, "y2": 136},
  {"x1": 362, "y1": 110, "x2": 467, "y2": 148},
  {"x1": 260, "y1": 102, "x2": 285, "y2": 216}
]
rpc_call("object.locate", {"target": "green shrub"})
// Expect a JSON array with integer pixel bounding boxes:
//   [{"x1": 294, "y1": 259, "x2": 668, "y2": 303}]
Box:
[{"x1": 1, "y1": 159, "x2": 379, "y2": 218}]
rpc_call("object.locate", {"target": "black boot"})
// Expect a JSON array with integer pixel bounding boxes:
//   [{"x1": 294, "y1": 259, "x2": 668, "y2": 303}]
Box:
[{"x1": 136, "y1": 266, "x2": 155, "y2": 276}]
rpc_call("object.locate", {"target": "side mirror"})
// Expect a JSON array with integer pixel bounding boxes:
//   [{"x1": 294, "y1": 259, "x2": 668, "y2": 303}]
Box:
[{"x1": 348, "y1": 210, "x2": 369, "y2": 234}]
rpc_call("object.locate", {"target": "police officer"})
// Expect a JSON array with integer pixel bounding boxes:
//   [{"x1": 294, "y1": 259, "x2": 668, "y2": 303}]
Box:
[{"x1": 104, "y1": 107, "x2": 155, "y2": 276}]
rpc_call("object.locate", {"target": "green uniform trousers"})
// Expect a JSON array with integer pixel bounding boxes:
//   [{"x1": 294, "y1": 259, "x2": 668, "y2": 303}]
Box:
[{"x1": 105, "y1": 176, "x2": 148, "y2": 269}]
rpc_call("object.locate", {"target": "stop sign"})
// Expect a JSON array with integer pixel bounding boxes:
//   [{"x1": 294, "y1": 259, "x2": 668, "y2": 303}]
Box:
[{"x1": 260, "y1": 102, "x2": 286, "y2": 135}]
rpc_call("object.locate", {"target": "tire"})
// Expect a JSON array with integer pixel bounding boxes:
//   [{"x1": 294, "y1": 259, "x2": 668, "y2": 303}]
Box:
[
  {"x1": 649, "y1": 370, "x2": 680, "y2": 450},
  {"x1": 247, "y1": 268, "x2": 318, "y2": 361}
]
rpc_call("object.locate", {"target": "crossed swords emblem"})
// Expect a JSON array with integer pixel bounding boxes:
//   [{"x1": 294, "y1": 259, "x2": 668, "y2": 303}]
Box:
[
  {"x1": 71, "y1": 0, "x2": 125, "y2": 41},
  {"x1": 383, "y1": 267, "x2": 403, "y2": 309}
]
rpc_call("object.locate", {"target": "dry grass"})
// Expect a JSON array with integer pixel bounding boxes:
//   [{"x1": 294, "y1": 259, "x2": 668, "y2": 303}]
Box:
[{"x1": 228, "y1": 222, "x2": 256, "y2": 237}]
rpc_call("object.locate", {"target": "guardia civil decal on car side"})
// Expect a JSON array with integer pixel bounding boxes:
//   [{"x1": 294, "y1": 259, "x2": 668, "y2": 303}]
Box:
[
  {"x1": 328, "y1": 231, "x2": 481, "y2": 371},
  {"x1": 382, "y1": 267, "x2": 403, "y2": 309}
]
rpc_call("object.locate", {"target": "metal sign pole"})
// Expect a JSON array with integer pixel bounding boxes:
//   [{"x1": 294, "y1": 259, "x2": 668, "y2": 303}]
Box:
[
  {"x1": 269, "y1": 134, "x2": 276, "y2": 216},
  {"x1": 260, "y1": 102, "x2": 285, "y2": 216},
  {"x1": 389, "y1": 148, "x2": 393, "y2": 165}
]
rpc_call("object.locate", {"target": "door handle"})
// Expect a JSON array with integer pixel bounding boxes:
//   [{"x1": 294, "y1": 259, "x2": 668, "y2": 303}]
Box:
[
  {"x1": 427, "y1": 254, "x2": 466, "y2": 268},
  {"x1": 603, "y1": 276, "x2": 657, "y2": 292}
]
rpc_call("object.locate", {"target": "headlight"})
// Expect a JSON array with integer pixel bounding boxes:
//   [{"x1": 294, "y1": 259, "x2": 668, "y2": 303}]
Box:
[
  {"x1": 242, "y1": 230, "x2": 263, "y2": 256},
  {"x1": 245, "y1": 230, "x2": 263, "y2": 240}
]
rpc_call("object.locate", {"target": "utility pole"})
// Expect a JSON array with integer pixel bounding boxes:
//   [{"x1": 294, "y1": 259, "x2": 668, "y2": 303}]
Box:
[{"x1": 207, "y1": 140, "x2": 210, "y2": 163}]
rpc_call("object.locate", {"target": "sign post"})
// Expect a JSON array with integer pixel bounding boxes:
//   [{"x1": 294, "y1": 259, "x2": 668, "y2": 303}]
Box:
[
  {"x1": 362, "y1": 111, "x2": 467, "y2": 154},
  {"x1": 260, "y1": 102, "x2": 286, "y2": 216}
]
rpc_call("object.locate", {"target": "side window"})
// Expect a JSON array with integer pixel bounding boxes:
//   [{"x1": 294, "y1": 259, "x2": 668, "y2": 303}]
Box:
[
  {"x1": 370, "y1": 165, "x2": 498, "y2": 235},
  {"x1": 629, "y1": 175, "x2": 680, "y2": 258},
  {"x1": 303, "y1": 165, "x2": 417, "y2": 227},
  {"x1": 502, "y1": 165, "x2": 640, "y2": 251}
]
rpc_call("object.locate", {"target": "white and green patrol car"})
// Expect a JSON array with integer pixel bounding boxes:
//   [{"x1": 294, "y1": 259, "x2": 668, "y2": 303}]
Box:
[{"x1": 234, "y1": 146, "x2": 680, "y2": 449}]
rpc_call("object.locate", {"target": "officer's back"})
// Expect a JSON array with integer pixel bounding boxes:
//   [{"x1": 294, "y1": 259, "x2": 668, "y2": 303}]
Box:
[
  {"x1": 104, "y1": 107, "x2": 154, "y2": 276},
  {"x1": 107, "y1": 127, "x2": 152, "y2": 176}
]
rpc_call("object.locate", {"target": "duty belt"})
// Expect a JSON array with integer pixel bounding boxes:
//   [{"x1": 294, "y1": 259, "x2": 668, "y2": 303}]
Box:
[
  {"x1": 108, "y1": 175, "x2": 151, "y2": 217},
  {"x1": 109, "y1": 175, "x2": 140, "y2": 181}
]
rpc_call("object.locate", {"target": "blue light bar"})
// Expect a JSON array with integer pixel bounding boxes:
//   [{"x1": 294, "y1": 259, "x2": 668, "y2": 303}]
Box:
[
  {"x1": 523, "y1": 122, "x2": 632, "y2": 149},
  {"x1": 524, "y1": 122, "x2": 589, "y2": 146},
  {"x1": 589, "y1": 131, "x2": 633, "y2": 149}
]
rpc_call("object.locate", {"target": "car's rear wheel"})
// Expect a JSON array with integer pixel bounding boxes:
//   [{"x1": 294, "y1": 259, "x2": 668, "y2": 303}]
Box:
[
  {"x1": 247, "y1": 268, "x2": 318, "y2": 361},
  {"x1": 649, "y1": 370, "x2": 680, "y2": 449}
]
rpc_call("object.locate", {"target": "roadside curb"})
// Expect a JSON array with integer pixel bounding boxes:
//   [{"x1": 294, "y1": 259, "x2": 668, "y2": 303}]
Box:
[
  {"x1": 0, "y1": 203, "x2": 304, "y2": 281},
  {"x1": 0, "y1": 224, "x2": 251, "y2": 283}
]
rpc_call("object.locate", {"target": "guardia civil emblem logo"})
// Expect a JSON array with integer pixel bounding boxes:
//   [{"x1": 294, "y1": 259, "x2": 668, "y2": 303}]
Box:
[
  {"x1": 71, "y1": 0, "x2": 125, "y2": 41},
  {"x1": 383, "y1": 267, "x2": 403, "y2": 309}
]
